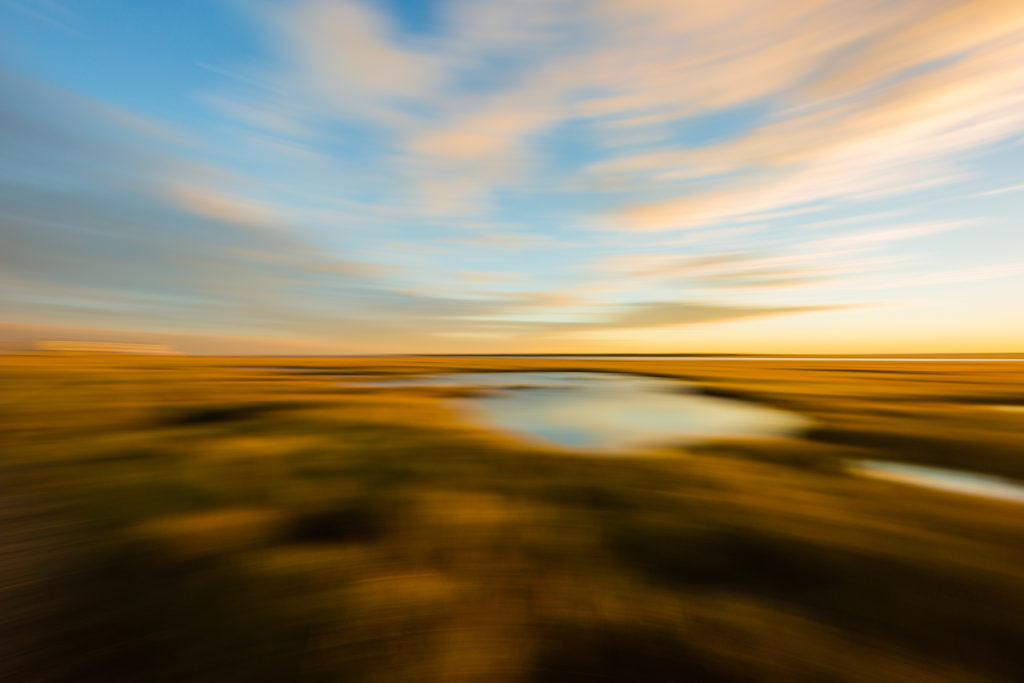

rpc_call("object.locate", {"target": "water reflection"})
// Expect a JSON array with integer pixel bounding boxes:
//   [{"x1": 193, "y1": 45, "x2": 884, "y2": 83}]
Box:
[
  {"x1": 851, "y1": 460, "x2": 1024, "y2": 504},
  {"x1": 366, "y1": 371, "x2": 810, "y2": 450}
]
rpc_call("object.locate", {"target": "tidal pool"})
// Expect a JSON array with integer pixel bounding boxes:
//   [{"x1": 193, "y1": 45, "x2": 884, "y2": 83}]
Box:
[{"x1": 365, "y1": 371, "x2": 810, "y2": 450}]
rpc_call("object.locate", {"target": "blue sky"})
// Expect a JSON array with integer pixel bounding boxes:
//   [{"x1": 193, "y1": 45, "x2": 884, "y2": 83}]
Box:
[{"x1": 2, "y1": 0, "x2": 1024, "y2": 353}]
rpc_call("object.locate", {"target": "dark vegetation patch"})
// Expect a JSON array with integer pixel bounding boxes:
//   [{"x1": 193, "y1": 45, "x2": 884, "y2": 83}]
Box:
[
  {"x1": 35, "y1": 543, "x2": 315, "y2": 683},
  {"x1": 159, "y1": 401, "x2": 318, "y2": 426},
  {"x1": 605, "y1": 519, "x2": 1024, "y2": 682},
  {"x1": 286, "y1": 497, "x2": 395, "y2": 544},
  {"x1": 688, "y1": 438, "x2": 849, "y2": 473},
  {"x1": 532, "y1": 620, "x2": 739, "y2": 683}
]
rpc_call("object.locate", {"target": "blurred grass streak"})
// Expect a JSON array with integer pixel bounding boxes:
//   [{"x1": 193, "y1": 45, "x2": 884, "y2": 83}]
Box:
[{"x1": 2, "y1": 353, "x2": 1024, "y2": 682}]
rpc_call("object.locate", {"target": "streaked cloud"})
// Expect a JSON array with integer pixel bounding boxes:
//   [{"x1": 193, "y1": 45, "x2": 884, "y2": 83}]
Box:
[
  {"x1": 163, "y1": 182, "x2": 282, "y2": 229},
  {"x1": 972, "y1": 183, "x2": 1024, "y2": 198},
  {"x1": 581, "y1": 301, "x2": 842, "y2": 330},
  {"x1": 2, "y1": 1, "x2": 1023, "y2": 352}
]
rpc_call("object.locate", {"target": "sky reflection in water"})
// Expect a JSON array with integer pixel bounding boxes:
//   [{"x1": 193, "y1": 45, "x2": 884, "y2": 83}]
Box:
[{"x1": 367, "y1": 371, "x2": 810, "y2": 450}]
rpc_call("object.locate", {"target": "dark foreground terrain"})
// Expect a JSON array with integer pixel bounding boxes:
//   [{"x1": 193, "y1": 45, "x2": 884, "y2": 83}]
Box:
[{"x1": 2, "y1": 354, "x2": 1023, "y2": 682}]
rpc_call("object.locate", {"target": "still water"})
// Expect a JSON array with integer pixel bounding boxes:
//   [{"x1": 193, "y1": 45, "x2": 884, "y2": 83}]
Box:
[
  {"x1": 366, "y1": 371, "x2": 809, "y2": 450},
  {"x1": 850, "y1": 461, "x2": 1024, "y2": 504},
  {"x1": 359, "y1": 371, "x2": 1024, "y2": 503}
]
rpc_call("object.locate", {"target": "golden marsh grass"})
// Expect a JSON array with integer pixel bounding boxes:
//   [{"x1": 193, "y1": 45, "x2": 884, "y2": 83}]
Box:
[{"x1": 2, "y1": 353, "x2": 1023, "y2": 682}]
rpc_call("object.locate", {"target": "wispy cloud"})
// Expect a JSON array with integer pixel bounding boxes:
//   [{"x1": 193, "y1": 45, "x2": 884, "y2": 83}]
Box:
[
  {"x1": 582, "y1": 301, "x2": 843, "y2": 330},
  {"x1": 972, "y1": 182, "x2": 1024, "y2": 198},
  {"x1": 162, "y1": 182, "x2": 283, "y2": 229},
  {"x1": 4, "y1": 0, "x2": 1024, "y2": 351}
]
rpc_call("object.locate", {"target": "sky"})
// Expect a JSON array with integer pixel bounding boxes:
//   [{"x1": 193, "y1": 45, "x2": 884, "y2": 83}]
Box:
[{"x1": 2, "y1": 0, "x2": 1024, "y2": 354}]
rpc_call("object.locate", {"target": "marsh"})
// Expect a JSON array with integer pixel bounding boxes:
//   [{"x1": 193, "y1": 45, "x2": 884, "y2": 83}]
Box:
[{"x1": 3, "y1": 354, "x2": 1024, "y2": 682}]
